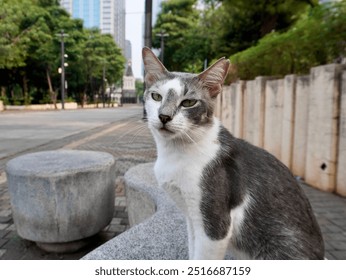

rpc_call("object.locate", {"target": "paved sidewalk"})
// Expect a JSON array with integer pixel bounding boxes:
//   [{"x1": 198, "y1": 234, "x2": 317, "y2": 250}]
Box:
[
  {"x1": 0, "y1": 109, "x2": 346, "y2": 259},
  {"x1": 0, "y1": 112, "x2": 157, "y2": 260}
]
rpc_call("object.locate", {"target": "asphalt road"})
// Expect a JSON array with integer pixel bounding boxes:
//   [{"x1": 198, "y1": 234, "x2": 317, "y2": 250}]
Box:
[{"x1": 0, "y1": 105, "x2": 143, "y2": 172}]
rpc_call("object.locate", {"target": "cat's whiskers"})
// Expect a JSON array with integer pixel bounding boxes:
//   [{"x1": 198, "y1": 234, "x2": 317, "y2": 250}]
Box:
[
  {"x1": 176, "y1": 131, "x2": 189, "y2": 151},
  {"x1": 110, "y1": 119, "x2": 150, "y2": 144},
  {"x1": 127, "y1": 124, "x2": 150, "y2": 144},
  {"x1": 190, "y1": 127, "x2": 208, "y2": 140},
  {"x1": 186, "y1": 126, "x2": 210, "y2": 144},
  {"x1": 181, "y1": 130, "x2": 211, "y2": 158}
]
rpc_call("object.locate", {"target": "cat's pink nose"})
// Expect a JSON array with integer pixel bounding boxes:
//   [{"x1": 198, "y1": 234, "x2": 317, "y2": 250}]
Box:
[{"x1": 159, "y1": 114, "x2": 172, "y2": 124}]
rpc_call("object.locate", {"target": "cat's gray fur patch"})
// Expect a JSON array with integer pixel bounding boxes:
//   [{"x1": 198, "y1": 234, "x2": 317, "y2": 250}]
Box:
[{"x1": 200, "y1": 127, "x2": 324, "y2": 259}]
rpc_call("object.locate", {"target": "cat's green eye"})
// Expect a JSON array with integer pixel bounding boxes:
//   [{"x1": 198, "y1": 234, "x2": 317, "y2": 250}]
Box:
[
  {"x1": 181, "y1": 99, "x2": 197, "y2": 108},
  {"x1": 151, "y1": 92, "x2": 162, "y2": 101}
]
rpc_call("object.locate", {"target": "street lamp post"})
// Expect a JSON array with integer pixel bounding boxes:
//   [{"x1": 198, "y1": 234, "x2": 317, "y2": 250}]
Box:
[
  {"x1": 56, "y1": 30, "x2": 68, "y2": 109},
  {"x1": 143, "y1": 0, "x2": 153, "y2": 120},
  {"x1": 102, "y1": 63, "x2": 106, "y2": 108},
  {"x1": 144, "y1": 0, "x2": 152, "y2": 48},
  {"x1": 156, "y1": 30, "x2": 169, "y2": 63}
]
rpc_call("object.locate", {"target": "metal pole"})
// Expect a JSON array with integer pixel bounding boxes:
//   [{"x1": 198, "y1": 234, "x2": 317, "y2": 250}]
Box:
[
  {"x1": 61, "y1": 32, "x2": 65, "y2": 109},
  {"x1": 156, "y1": 31, "x2": 169, "y2": 63},
  {"x1": 204, "y1": 58, "x2": 208, "y2": 70},
  {"x1": 143, "y1": 0, "x2": 153, "y2": 120},
  {"x1": 57, "y1": 30, "x2": 68, "y2": 109},
  {"x1": 144, "y1": 0, "x2": 152, "y2": 48},
  {"x1": 160, "y1": 34, "x2": 164, "y2": 62},
  {"x1": 102, "y1": 64, "x2": 106, "y2": 108}
]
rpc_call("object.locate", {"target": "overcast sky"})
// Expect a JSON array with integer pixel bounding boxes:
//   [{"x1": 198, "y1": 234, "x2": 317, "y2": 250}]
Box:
[
  {"x1": 125, "y1": 0, "x2": 162, "y2": 80},
  {"x1": 125, "y1": 0, "x2": 145, "y2": 80}
]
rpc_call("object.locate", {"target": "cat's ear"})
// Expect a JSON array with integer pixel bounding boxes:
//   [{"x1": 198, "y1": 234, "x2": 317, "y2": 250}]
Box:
[
  {"x1": 197, "y1": 58, "x2": 230, "y2": 98},
  {"x1": 142, "y1": 47, "x2": 168, "y2": 87}
]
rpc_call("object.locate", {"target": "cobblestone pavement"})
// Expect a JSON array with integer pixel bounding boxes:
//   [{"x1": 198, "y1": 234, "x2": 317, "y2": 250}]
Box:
[{"x1": 0, "y1": 106, "x2": 346, "y2": 259}]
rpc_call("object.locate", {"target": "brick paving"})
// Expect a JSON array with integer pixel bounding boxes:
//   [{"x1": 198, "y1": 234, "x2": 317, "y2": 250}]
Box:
[{"x1": 0, "y1": 107, "x2": 346, "y2": 259}]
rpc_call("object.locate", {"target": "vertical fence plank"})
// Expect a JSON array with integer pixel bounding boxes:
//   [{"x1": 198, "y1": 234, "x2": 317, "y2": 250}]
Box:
[
  {"x1": 233, "y1": 81, "x2": 245, "y2": 138},
  {"x1": 292, "y1": 75, "x2": 310, "y2": 179},
  {"x1": 305, "y1": 64, "x2": 343, "y2": 192},
  {"x1": 222, "y1": 82, "x2": 245, "y2": 137},
  {"x1": 243, "y1": 77, "x2": 267, "y2": 148},
  {"x1": 214, "y1": 91, "x2": 222, "y2": 120},
  {"x1": 337, "y1": 70, "x2": 346, "y2": 196},
  {"x1": 264, "y1": 79, "x2": 284, "y2": 160},
  {"x1": 221, "y1": 85, "x2": 233, "y2": 132},
  {"x1": 281, "y1": 75, "x2": 296, "y2": 169}
]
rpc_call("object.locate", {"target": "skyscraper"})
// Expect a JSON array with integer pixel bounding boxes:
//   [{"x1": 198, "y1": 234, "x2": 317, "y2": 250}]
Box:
[
  {"x1": 73, "y1": 0, "x2": 100, "y2": 28},
  {"x1": 113, "y1": 0, "x2": 125, "y2": 52},
  {"x1": 125, "y1": 40, "x2": 132, "y2": 63},
  {"x1": 59, "y1": 0, "x2": 125, "y2": 53}
]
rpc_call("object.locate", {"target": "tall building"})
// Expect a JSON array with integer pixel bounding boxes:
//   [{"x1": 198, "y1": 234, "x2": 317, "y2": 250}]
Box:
[
  {"x1": 73, "y1": 0, "x2": 100, "y2": 28},
  {"x1": 59, "y1": 0, "x2": 125, "y2": 53},
  {"x1": 125, "y1": 40, "x2": 132, "y2": 63},
  {"x1": 113, "y1": 0, "x2": 125, "y2": 52}
]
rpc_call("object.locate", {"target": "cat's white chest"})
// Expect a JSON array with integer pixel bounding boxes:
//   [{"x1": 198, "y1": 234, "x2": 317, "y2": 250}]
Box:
[
  {"x1": 154, "y1": 148, "x2": 203, "y2": 213},
  {"x1": 154, "y1": 124, "x2": 220, "y2": 214},
  {"x1": 155, "y1": 149, "x2": 203, "y2": 186}
]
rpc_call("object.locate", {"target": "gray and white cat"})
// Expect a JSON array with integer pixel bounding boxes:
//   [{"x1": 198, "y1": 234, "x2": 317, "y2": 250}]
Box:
[{"x1": 142, "y1": 47, "x2": 324, "y2": 260}]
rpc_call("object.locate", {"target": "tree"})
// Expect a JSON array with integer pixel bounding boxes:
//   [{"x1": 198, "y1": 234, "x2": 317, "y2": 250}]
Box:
[
  {"x1": 230, "y1": 1, "x2": 346, "y2": 80},
  {"x1": 153, "y1": 0, "x2": 202, "y2": 71},
  {"x1": 0, "y1": 0, "x2": 54, "y2": 104},
  {"x1": 202, "y1": 0, "x2": 318, "y2": 56},
  {"x1": 80, "y1": 29, "x2": 125, "y2": 105},
  {"x1": 136, "y1": 79, "x2": 144, "y2": 101},
  {"x1": 0, "y1": 0, "x2": 34, "y2": 69},
  {"x1": 152, "y1": 0, "x2": 319, "y2": 73},
  {"x1": 0, "y1": 0, "x2": 125, "y2": 106}
]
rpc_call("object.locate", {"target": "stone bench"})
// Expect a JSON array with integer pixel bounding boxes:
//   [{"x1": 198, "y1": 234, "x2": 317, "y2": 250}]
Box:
[
  {"x1": 82, "y1": 162, "x2": 234, "y2": 260},
  {"x1": 6, "y1": 150, "x2": 116, "y2": 253}
]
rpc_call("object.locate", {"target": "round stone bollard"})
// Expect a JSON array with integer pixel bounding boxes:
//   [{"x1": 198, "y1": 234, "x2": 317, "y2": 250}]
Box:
[{"x1": 5, "y1": 150, "x2": 116, "y2": 253}]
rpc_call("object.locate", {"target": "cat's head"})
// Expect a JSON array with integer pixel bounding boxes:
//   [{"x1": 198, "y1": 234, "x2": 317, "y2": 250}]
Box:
[{"x1": 142, "y1": 47, "x2": 229, "y2": 143}]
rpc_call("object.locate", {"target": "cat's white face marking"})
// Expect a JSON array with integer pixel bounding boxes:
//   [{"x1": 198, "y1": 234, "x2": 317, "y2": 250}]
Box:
[
  {"x1": 158, "y1": 78, "x2": 184, "y2": 97},
  {"x1": 145, "y1": 77, "x2": 210, "y2": 143}
]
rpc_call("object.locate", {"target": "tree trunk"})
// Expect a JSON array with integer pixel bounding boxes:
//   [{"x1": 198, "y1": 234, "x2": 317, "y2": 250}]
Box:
[
  {"x1": 46, "y1": 68, "x2": 57, "y2": 109},
  {"x1": 1, "y1": 87, "x2": 6, "y2": 98},
  {"x1": 22, "y1": 73, "x2": 29, "y2": 105},
  {"x1": 81, "y1": 83, "x2": 88, "y2": 108}
]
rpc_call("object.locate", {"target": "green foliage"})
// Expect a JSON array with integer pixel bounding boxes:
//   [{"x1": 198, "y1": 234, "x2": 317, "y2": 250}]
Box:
[
  {"x1": 207, "y1": 0, "x2": 318, "y2": 56},
  {"x1": 153, "y1": 0, "x2": 205, "y2": 71},
  {"x1": 153, "y1": 0, "x2": 315, "y2": 72},
  {"x1": 230, "y1": 1, "x2": 346, "y2": 80},
  {"x1": 0, "y1": 0, "x2": 47, "y2": 69},
  {"x1": 0, "y1": 95, "x2": 9, "y2": 105},
  {"x1": 135, "y1": 79, "x2": 144, "y2": 100},
  {"x1": 82, "y1": 29, "x2": 124, "y2": 84},
  {"x1": 64, "y1": 96, "x2": 76, "y2": 103},
  {"x1": 0, "y1": 0, "x2": 125, "y2": 105}
]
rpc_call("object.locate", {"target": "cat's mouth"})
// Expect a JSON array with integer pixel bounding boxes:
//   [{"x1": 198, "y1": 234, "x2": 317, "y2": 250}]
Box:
[{"x1": 159, "y1": 126, "x2": 174, "y2": 134}]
